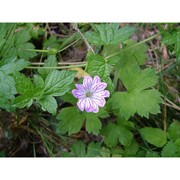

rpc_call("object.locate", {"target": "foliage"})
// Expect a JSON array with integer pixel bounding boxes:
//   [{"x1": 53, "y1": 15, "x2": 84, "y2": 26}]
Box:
[{"x1": 0, "y1": 23, "x2": 179, "y2": 157}]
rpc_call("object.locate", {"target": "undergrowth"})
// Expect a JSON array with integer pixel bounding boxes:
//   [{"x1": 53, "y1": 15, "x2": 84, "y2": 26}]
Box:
[{"x1": 0, "y1": 23, "x2": 179, "y2": 157}]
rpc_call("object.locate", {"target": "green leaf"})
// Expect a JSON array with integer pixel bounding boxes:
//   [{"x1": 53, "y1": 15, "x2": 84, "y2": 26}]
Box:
[
  {"x1": 124, "y1": 139, "x2": 139, "y2": 156},
  {"x1": 85, "y1": 24, "x2": 136, "y2": 45},
  {"x1": 0, "y1": 70, "x2": 16, "y2": 99},
  {"x1": 87, "y1": 54, "x2": 114, "y2": 93},
  {"x1": 161, "y1": 27, "x2": 180, "y2": 58},
  {"x1": 69, "y1": 141, "x2": 101, "y2": 157},
  {"x1": 161, "y1": 141, "x2": 177, "y2": 157},
  {"x1": 0, "y1": 97, "x2": 15, "y2": 112},
  {"x1": 121, "y1": 39, "x2": 148, "y2": 66},
  {"x1": 43, "y1": 36, "x2": 61, "y2": 50},
  {"x1": 85, "y1": 113, "x2": 102, "y2": 135},
  {"x1": 101, "y1": 122, "x2": 133, "y2": 147},
  {"x1": 17, "y1": 43, "x2": 36, "y2": 59},
  {"x1": 111, "y1": 90, "x2": 162, "y2": 119},
  {"x1": 13, "y1": 73, "x2": 34, "y2": 108},
  {"x1": 140, "y1": 127, "x2": 167, "y2": 147},
  {"x1": 6, "y1": 29, "x2": 37, "y2": 60},
  {"x1": 39, "y1": 96, "x2": 57, "y2": 115},
  {"x1": 70, "y1": 141, "x2": 86, "y2": 157},
  {"x1": 38, "y1": 55, "x2": 57, "y2": 79},
  {"x1": 111, "y1": 61, "x2": 162, "y2": 119},
  {"x1": 13, "y1": 94, "x2": 33, "y2": 108},
  {"x1": 43, "y1": 70, "x2": 76, "y2": 96},
  {"x1": 86, "y1": 142, "x2": 101, "y2": 157},
  {"x1": 0, "y1": 57, "x2": 29, "y2": 74},
  {"x1": 57, "y1": 107, "x2": 85, "y2": 135},
  {"x1": 146, "y1": 151, "x2": 160, "y2": 157},
  {"x1": 167, "y1": 121, "x2": 180, "y2": 141},
  {"x1": 120, "y1": 66, "x2": 158, "y2": 92},
  {"x1": 13, "y1": 72, "x2": 34, "y2": 95},
  {"x1": 174, "y1": 138, "x2": 180, "y2": 153}
]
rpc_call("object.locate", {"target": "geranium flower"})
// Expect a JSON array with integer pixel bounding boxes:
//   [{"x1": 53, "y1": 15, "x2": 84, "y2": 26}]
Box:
[{"x1": 72, "y1": 76, "x2": 110, "y2": 113}]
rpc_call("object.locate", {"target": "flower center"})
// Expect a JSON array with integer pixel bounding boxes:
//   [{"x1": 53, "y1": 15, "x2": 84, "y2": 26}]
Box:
[{"x1": 85, "y1": 91, "x2": 91, "y2": 97}]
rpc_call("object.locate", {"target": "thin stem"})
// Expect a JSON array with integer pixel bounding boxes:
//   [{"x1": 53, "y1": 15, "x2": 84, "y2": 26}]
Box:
[
  {"x1": 26, "y1": 64, "x2": 86, "y2": 69},
  {"x1": 58, "y1": 38, "x2": 81, "y2": 53},
  {"x1": 31, "y1": 61, "x2": 86, "y2": 65},
  {"x1": 73, "y1": 23, "x2": 95, "y2": 54},
  {"x1": 105, "y1": 34, "x2": 160, "y2": 60}
]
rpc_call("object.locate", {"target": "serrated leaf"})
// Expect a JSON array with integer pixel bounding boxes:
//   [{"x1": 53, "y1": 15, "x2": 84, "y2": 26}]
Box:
[
  {"x1": 87, "y1": 54, "x2": 114, "y2": 93},
  {"x1": 111, "y1": 90, "x2": 162, "y2": 119},
  {"x1": 0, "y1": 97, "x2": 15, "y2": 112},
  {"x1": 13, "y1": 72, "x2": 34, "y2": 95},
  {"x1": 111, "y1": 61, "x2": 162, "y2": 119},
  {"x1": 123, "y1": 39, "x2": 148, "y2": 65},
  {"x1": 14, "y1": 29, "x2": 31, "y2": 45},
  {"x1": 38, "y1": 55, "x2": 57, "y2": 79},
  {"x1": 0, "y1": 70, "x2": 16, "y2": 99},
  {"x1": 70, "y1": 141, "x2": 101, "y2": 157},
  {"x1": 17, "y1": 43, "x2": 36, "y2": 59},
  {"x1": 85, "y1": 113, "x2": 102, "y2": 135},
  {"x1": 39, "y1": 96, "x2": 57, "y2": 115},
  {"x1": 13, "y1": 94, "x2": 33, "y2": 108},
  {"x1": 167, "y1": 121, "x2": 180, "y2": 141},
  {"x1": 140, "y1": 127, "x2": 167, "y2": 147},
  {"x1": 124, "y1": 139, "x2": 139, "y2": 156},
  {"x1": 57, "y1": 107, "x2": 85, "y2": 135},
  {"x1": 161, "y1": 141, "x2": 177, "y2": 157},
  {"x1": 0, "y1": 57, "x2": 29, "y2": 74},
  {"x1": 161, "y1": 28, "x2": 180, "y2": 58},
  {"x1": 86, "y1": 142, "x2": 101, "y2": 157},
  {"x1": 101, "y1": 123, "x2": 133, "y2": 147},
  {"x1": 43, "y1": 70, "x2": 76, "y2": 96},
  {"x1": 70, "y1": 141, "x2": 86, "y2": 157},
  {"x1": 85, "y1": 24, "x2": 136, "y2": 45},
  {"x1": 120, "y1": 66, "x2": 158, "y2": 92}
]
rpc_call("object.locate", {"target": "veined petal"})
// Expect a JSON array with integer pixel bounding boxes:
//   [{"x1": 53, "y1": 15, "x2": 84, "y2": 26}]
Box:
[
  {"x1": 93, "y1": 95, "x2": 106, "y2": 107},
  {"x1": 72, "y1": 89, "x2": 85, "y2": 99},
  {"x1": 92, "y1": 76, "x2": 101, "y2": 84},
  {"x1": 75, "y1": 84, "x2": 85, "y2": 91},
  {"x1": 83, "y1": 76, "x2": 92, "y2": 90},
  {"x1": 93, "y1": 90, "x2": 110, "y2": 98},
  {"x1": 77, "y1": 98, "x2": 86, "y2": 111},
  {"x1": 84, "y1": 98, "x2": 94, "y2": 112},
  {"x1": 90, "y1": 99, "x2": 99, "y2": 113},
  {"x1": 91, "y1": 82, "x2": 107, "y2": 93}
]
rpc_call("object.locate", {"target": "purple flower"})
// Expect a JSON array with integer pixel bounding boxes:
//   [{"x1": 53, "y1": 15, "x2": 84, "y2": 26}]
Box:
[{"x1": 72, "y1": 76, "x2": 110, "y2": 113}]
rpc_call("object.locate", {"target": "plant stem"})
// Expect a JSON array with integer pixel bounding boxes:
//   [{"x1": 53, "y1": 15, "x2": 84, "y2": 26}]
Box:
[
  {"x1": 105, "y1": 33, "x2": 160, "y2": 60},
  {"x1": 26, "y1": 64, "x2": 86, "y2": 69}
]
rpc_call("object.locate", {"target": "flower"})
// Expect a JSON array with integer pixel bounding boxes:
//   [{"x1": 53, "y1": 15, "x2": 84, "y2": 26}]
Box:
[{"x1": 72, "y1": 76, "x2": 110, "y2": 113}]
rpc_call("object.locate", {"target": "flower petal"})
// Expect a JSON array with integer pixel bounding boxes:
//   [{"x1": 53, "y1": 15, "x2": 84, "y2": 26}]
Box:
[
  {"x1": 93, "y1": 95, "x2": 106, "y2": 107},
  {"x1": 92, "y1": 76, "x2": 101, "y2": 84},
  {"x1": 83, "y1": 76, "x2": 92, "y2": 90},
  {"x1": 72, "y1": 89, "x2": 85, "y2": 99},
  {"x1": 75, "y1": 84, "x2": 85, "y2": 91},
  {"x1": 84, "y1": 98, "x2": 94, "y2": 112},
  {"x1": 93, "y1": 90, "x2": 110, "y2": 98},
  {"x1": 77, "y1": 98, "x2": 86, "y2": 111},
  {"x1": 90, "y1": 99, "x2": 99, "y2": 113},
  {"x1": 91, "y1": 82, "x2": 107, "y2": 93}
]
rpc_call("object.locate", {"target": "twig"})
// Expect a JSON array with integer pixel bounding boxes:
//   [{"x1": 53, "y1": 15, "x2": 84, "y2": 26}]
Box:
[
  {"x1": 73, "y1": 23, "x2": 95, "y2": 54},
  {"x1": 162, "y1": 97, "x2": 180, "y2": 111}
]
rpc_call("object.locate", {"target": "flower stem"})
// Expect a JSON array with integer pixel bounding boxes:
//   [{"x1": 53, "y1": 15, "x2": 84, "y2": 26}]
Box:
[
  {"x1": 26, "y1": 64, "x2": 86, "y2": 69},
  {"x1": 105, "y1": 33, "x2": 160, "y2": 60}
]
